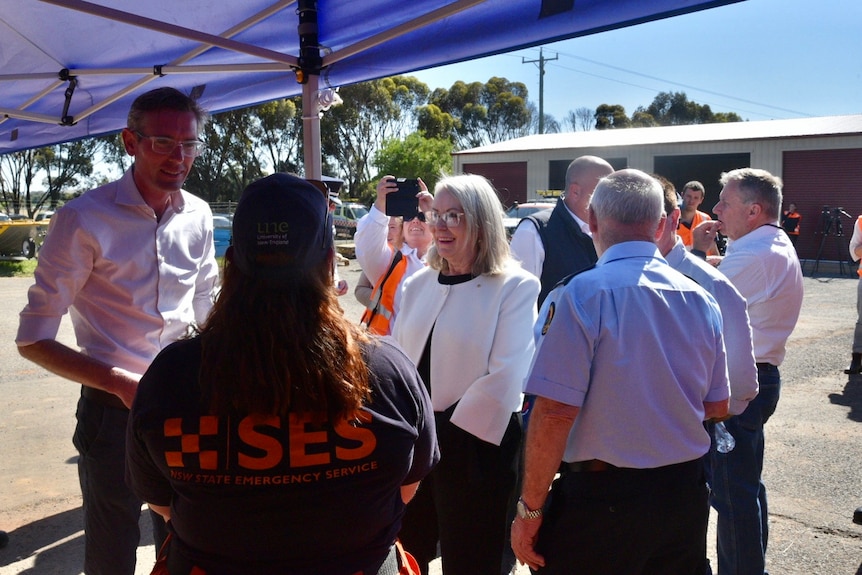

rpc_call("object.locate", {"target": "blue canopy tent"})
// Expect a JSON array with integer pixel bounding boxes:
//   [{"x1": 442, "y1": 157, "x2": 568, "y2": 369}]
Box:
[{"x1": 0, "y1": 0, "x2": 744, "y2": 176}]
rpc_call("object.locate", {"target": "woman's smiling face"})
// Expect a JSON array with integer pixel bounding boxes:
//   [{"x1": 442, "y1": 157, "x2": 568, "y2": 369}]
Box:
[
  {"x1": 431, "y1": 188, "x2": 477, "y2": 275},
  {"x1": 402, "y1": 215, "x2": 432, "y2": 251}
]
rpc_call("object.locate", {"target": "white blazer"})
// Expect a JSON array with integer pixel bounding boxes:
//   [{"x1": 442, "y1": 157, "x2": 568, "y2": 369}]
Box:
[{"x1": 393, "y1": 263, "x2": 539, "y2": 445}]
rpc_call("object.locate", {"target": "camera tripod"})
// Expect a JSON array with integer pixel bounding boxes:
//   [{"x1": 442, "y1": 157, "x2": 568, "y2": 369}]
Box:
[{"x1": 811, "y1": 206, "x2": 853, "y2": 276}]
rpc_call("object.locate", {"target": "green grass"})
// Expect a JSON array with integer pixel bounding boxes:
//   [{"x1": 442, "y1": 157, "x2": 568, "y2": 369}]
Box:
[
  {"x1": 0, "y1": 259, "x2": 38, "y2": 277},
  {"x1": 0, "y1": 257, "x2": 224, "y2": 278}
]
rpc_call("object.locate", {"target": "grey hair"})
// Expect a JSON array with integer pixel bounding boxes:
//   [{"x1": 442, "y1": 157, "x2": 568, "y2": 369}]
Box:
[
  {"x1": 590, "y1": 169, "x2": 663, "y2": 226},
  {"x1": 426, "y1": 174, "x2": 511, "y2": 276},
  {"x1": 720, "y1": 168, "x2": 783, "y2": 221}
]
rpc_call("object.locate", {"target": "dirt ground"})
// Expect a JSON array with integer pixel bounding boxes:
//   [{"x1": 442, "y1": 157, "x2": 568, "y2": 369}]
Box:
[{"x1": 0, "y1": 260, "x2": 860, "y2": 574}]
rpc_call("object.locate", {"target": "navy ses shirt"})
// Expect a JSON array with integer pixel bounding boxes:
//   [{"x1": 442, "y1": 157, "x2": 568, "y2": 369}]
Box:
[{"x1": 127, "y1": 336, "x2": 438, "y2": 575}]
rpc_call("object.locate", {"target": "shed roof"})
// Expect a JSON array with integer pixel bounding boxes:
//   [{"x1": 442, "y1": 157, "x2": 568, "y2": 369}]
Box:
[{"x1": 454, "y1": 114, "x2": 862, "y2": 155}]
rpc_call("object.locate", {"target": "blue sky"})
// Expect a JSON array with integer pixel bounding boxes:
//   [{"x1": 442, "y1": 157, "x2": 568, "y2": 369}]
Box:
[{"x1": 411, "y1": 0, "x2": 862, "y2": 125}]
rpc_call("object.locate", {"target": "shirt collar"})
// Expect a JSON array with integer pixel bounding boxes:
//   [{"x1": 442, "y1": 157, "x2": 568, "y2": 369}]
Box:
[
  {"x1": 562, "y1": 201, "x2": 591, "y2": 236},
  {"x1": 663, "y1": 237, "x2": 688, "y2": 268},
  {"x1": 119, "y1": 167, "x2": 190, "y2": 214},
  {"x1": 725, "y1": 222, "x2": 782, "y2": 254},
  {"x1": 598, "y1": 240, "x2": 665, "y2": 266}
]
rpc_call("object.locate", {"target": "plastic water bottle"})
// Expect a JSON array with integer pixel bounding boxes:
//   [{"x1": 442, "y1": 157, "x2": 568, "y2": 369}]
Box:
[{"x1": 714, "y1": 421, "x2": 735, "y2": 453}]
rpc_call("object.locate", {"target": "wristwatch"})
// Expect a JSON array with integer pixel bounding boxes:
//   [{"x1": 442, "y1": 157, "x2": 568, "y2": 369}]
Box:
[{"x1": 516, "y1": 497, "x2": 543, "y2": 520}]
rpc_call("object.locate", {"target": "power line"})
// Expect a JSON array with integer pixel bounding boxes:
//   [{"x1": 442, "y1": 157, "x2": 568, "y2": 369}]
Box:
[
  {"x1": 547, "y1": 61, "x2": 775, "y2": 120},
  {"x1": 551, "y1": 50, "x2": 814, "y2": 118}
]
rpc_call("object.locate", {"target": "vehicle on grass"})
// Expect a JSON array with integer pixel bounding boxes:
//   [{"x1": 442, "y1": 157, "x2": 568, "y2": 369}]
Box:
[{"x1": 0, "y1": 213, "x2": 38, "y2": 259}]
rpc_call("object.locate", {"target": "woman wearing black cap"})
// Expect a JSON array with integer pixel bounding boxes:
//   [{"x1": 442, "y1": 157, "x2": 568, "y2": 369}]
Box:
[{"x1": 126, "y1": 173, "x2": 439, "y2": 575}]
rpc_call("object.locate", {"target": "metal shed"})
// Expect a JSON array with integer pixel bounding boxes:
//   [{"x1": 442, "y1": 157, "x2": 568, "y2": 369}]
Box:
[{"x1": 453, "y1": 114, "x2": 862, "y2": 263}]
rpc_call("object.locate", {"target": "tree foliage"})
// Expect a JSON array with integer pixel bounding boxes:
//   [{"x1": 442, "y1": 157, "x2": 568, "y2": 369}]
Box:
[
  {"x1": 563, "y1": 107, "x2": 594, "y2": 132},
  {"x1": 0, "y1": 149, "x2": 38, "y2": 216},
  {"x1": 372, "y1": 132, "x2": 454, "y2": 201},
  {"x1": 593, "y1": 92, "x2": 743, "y2": 130},
  {"x1": 35, "y1": 140, "x2": 101, "y2": 210},
  {"x1": 420, "y1": 77, "x2": 532, "y2": 149},
  {"x1": 254, "y1": 97, "x2": 303, "y2": 174},
  {"x1": 595, "y1": 104, "x2": 631, "y2": 130},
  {"x1": 184, "y1": 107, "x2": 265, "y2": 203},
  {"x1": 320, "y1": 76, "x2": 430, "y2": 198}
]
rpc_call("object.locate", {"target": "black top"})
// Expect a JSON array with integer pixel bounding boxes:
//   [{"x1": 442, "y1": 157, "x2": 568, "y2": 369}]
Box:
[
  {"x1": 126, "y1": 336, "x2": 439, "y2": 575},
  {"x1": 522, "y1": 199, "x2": 598, "y2": 307}
]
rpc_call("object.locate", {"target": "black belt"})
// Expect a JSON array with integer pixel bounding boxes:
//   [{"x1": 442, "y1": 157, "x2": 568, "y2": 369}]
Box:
[
  {"x1": 564, "y1": 459, "x2": 619, "y2": 473},
  {"x1": 81, "y1": 386, "x2": 128, "y2": 410}
]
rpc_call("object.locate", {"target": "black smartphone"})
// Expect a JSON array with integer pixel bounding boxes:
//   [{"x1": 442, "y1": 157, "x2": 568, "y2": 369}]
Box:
[{"x1": 385, "y1": 178, "x2": 421, "y2": 218}]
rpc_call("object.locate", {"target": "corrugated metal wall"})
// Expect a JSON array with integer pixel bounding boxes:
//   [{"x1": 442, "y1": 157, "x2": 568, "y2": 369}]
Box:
[
  {"x1": 783, "y1": 148, "x2": 862, "y2": 263},
  {"x1": 462, "y1": 162, "x2": 527, "y2": 207}
]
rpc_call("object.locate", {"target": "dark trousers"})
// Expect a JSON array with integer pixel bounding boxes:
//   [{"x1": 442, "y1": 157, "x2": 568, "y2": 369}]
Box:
[
  {"x1": 706, "y1": 364, "x2": 781, "y2": 575},
  {"x1": 399, "y1": 411, "x2": 521, "y2": 575},
  {"x1": 535, "y1": 459, "x2": 708, "y2": 575},
  {"x1": 74, "y1": 395, "x2": 168, "y2": 575}
]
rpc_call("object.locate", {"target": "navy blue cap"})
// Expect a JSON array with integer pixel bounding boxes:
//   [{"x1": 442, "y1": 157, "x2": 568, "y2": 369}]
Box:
[{"x1": 231, "y1": 173, "x2": 332, "y2": 281}]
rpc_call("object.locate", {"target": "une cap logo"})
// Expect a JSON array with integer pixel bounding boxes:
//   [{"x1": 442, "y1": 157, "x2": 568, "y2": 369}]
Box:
[{"x1": 256, "y1": 221, "x2": 290, "y2": 234}]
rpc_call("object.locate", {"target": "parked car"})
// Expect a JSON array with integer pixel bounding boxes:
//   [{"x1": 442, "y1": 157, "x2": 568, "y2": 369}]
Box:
[
  {"x1": 502, "y1": 200, "x2": 556, "y2": 238},
  {"x1": 0, "y1": 212, "x2": 38, "y2": 259},
  {"x1": 332, "y1": 202, "x2": 369, "y2": 239},
  {"x1": 212, "y1": 214, "x2": 232, "y2": 258}
]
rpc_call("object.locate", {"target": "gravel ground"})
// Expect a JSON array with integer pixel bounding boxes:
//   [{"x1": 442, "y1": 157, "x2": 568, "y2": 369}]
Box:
[{"x1": 0, "y1": 260, "x2": 860, "y2": 574}]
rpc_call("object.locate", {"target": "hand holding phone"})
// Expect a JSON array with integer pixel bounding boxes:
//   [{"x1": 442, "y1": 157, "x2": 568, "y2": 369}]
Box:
[{"x1": 385, "y1": 178, "x2": 421, "y2": 218}]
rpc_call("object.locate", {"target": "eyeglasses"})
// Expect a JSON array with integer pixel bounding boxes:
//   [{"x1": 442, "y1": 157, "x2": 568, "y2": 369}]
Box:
[
  {"x1": 424, "y1": 210, "x2": 465, "y2": 227},
  {"x1": 405, "y1": 212, "x2": 427, "y2": 223},
  {"x1": 134, "y1": 131, "x2": 205, "y2": 157}
]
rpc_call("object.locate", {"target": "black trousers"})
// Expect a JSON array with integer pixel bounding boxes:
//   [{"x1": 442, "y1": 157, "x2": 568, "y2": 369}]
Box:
[
  {"x1": 399, "y1": 411, "x2": 521, "y2": 575},
  {"x1": 535, "y1": 459, "x2": 708, "y2": 575},
  {"x1": 74, "y1": 395, "x2": 168, "y2": 575}
]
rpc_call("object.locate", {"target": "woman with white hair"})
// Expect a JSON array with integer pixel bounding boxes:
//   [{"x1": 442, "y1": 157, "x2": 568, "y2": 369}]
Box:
[{"x1": 393, "y1": 174, "x2": 539, "y2": 575}]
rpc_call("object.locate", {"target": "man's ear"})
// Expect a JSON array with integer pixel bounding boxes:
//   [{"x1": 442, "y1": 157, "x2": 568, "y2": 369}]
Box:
[
  {"x1": 120, "y1": 128, "x2": 137, "y2": 156},
  {"x1": 654, "y1": 214, "x2": 667, "y2": 242},
  {"x1": 588, "y1": 205, "x2": 598, "y2": 234},
  {"x1": 749, "y1": 203, "x2": 763, "y2": 218}
]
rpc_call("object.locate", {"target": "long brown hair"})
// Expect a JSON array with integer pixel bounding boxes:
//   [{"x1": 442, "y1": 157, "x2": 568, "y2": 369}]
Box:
[{"x1": 199, "y1": 253, "x2": 371, "y2": 422}]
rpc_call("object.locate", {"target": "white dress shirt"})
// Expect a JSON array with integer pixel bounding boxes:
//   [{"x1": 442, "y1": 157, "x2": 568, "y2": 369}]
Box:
[
  {"x1": 17, "y1": 168, "x2": 219, "y2": 375},
  {"x1": 718, "y1": 224, "x2": 803, "y2": 366}
]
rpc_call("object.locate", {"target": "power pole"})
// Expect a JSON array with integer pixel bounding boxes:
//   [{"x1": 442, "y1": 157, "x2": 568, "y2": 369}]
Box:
[{"x1": 522, "y1": 47, "x2": 558, "y2": 134}]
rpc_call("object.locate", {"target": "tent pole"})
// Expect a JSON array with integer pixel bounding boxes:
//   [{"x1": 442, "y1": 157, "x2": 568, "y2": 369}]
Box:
[{"x1": 302, "y1": 75, "x2": 322, "y2": 179}]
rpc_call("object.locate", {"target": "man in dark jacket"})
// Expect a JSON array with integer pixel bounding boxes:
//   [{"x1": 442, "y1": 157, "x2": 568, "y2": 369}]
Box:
[{"x1": 509, "y1": 155, "x2": 613, "y2": 307}]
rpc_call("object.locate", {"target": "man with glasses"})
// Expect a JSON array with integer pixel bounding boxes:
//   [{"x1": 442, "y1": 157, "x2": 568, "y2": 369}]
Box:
[
  {"x1": 16, "y1": 87, "x2": 219, "y2": 575},
  {"x1": 691, "y1": 168, "x2": 803, "y2": 575}
]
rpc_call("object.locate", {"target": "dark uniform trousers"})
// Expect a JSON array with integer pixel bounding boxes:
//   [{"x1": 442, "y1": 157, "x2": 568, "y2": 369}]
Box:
[{"x1": 534, "y1": 458, "x2": 708, "y2": 575}]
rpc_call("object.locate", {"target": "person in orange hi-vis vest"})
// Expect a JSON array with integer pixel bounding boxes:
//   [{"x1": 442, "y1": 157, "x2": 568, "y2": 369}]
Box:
[{"x1": 355, "y1": 176, "x2": 432, "y2": 335}]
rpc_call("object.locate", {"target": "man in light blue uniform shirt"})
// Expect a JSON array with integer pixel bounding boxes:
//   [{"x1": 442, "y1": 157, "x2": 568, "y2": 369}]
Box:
[{"x1": 511, "y1": 169, "x2": 729, "y2": 575}]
